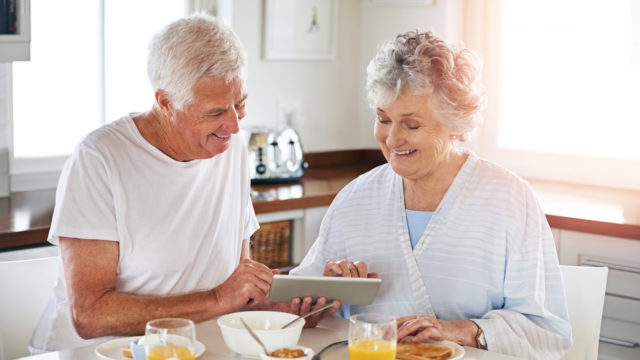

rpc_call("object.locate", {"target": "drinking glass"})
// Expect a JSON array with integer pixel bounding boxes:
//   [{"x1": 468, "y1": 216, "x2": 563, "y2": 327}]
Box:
[
  {"x1": 348, "y1": 313, "x2": 397, "y2": 360},
  {"x1": 145, "y1": 318, "x2": 196, "y2": 360}
]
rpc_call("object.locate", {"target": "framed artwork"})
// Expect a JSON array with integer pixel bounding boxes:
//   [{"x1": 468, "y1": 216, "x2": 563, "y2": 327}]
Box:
[{"x1": 263, "y1": 0, "x2": 338, "y2": 60}]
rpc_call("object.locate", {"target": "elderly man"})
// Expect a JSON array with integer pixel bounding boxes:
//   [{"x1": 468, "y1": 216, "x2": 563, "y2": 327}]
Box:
[{"x1": 30, "y1": 13, "x2": 337, "y2": 353}]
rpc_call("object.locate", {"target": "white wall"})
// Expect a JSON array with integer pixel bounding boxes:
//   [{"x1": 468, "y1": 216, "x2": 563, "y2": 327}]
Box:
[
  {"x1": 233, "y1": 0, "x2": 364, "y2": 152},
  {"x1": 233, "y1": 0, "x2": 464, "y2": 152},
  {"x1": 356, "y1": 0, "x2": 464, "y2": 148},
  {"x1": 0, "y1": 0, "x2": 465, "y2": 184}
]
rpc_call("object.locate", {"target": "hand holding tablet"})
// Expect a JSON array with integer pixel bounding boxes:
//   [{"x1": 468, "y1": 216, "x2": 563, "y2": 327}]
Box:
[{"x1": 268, "y1": 275, "x2": 382, "y2": 305}]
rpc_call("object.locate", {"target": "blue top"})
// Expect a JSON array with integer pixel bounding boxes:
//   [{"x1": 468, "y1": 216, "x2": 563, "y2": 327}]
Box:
[
  {"x1": 341, "y1": 210, "x2": 434, "y2": 318},
  {"x1": 405, "y1": 209, "x2": 434, "y2": 249}
]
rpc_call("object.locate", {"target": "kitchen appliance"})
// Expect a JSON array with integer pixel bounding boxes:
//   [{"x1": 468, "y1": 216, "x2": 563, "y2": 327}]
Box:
[{"x1": 241, "y1": 126, "x2": 307, "y2": 184}]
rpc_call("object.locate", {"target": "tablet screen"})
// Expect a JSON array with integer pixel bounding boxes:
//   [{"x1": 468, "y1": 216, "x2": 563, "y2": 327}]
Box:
[{"x1": 269, "y1": 275, "x2": 382, "y2": 305}]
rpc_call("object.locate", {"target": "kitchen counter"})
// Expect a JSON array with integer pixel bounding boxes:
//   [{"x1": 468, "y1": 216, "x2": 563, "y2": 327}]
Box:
[{"x1": 1, "y1": 149, "x2": 639, "y2": 251}]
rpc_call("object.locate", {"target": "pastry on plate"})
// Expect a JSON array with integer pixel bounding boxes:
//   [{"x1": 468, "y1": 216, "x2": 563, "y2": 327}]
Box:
[
  {"x1": 395, "y1": 340, "x2": 454, "y2": 360},
  {"x1": 120, "y1": 347, "x2": 133, "y2": 358}
]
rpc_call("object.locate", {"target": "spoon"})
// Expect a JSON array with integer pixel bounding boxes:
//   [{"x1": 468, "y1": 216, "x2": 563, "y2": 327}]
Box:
[
  {"x1": 311, "y1": 340, "x2": 348, "y2": 360},
  {"x1": 240, "y1": 317, "x2": 270, "y2": 355},
  {"x1": 281, "y1": 301, "x2": 337, "y2": 329}
]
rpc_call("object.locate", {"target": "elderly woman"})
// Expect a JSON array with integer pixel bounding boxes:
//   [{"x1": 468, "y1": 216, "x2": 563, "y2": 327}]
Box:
[
  {"x1": 290, "y1": 30, "x2": 571, "y2": 359},
  {"x1": 30, "y1": 14, "x2": 336, "y2": 353}
]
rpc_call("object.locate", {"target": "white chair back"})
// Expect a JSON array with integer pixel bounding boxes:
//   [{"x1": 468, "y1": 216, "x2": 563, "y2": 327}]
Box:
[
  {"x1": 560, "y1": 265, "x2": 608, "y2": 360},
  {"x1": 0, "y1": 256, "x2": 59, "y2": 360}
]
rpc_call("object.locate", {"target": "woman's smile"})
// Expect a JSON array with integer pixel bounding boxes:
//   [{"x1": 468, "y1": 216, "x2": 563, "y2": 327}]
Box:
[{"x1": 391, "y1": 149, "x2": 418, "y2": 157}]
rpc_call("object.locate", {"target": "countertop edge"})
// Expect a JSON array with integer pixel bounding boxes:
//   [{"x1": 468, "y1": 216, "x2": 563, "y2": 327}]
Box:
[{"x1": 1, "y1": 149, "x2": 639, "y2": 251}]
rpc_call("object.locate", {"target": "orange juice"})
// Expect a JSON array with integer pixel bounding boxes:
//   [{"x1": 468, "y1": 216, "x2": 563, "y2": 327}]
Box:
[
  {"x1": 348, "y1": 339, "x2": 396, "y2": 360},
  {"x1": 146, "y1": 345, "x2": 195, "y2": 360}
]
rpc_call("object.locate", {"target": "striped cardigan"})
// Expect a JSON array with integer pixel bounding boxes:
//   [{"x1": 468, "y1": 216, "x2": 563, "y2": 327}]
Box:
[{"x1": 291, "y1": 150, "x2": 572, "y2": 359}]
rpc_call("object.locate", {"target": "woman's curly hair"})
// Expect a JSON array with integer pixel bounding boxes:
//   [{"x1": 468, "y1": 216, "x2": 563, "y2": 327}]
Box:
[{"x1": 366, "y1": 30, "x2": 486, "y2": 141}]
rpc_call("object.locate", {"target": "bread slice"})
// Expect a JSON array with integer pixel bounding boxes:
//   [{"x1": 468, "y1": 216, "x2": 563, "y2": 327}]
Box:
[{"x1": 395, "y1": 341, "x2": 454, "y2": 360}]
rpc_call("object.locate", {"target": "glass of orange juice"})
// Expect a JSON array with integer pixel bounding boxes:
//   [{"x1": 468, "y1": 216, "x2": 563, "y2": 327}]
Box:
[
  {"x1": 145, "y1": 318, "x2": 196, "y2": 360},
  {"x1": 348, "y1": 313, "x2": 397, "y2": 360}
]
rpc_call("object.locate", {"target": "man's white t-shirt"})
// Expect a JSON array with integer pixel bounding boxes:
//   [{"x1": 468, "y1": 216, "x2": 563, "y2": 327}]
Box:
[{"x1": 30, "y1": 115, "x2": 259, "y2": 352}]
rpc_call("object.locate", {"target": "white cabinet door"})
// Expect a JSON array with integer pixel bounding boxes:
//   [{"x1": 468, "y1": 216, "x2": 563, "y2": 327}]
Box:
[
  {"x1": 296, "y1": 206, "x2": 329, "y2": 264},
  {"x1": 559, "y1": 230, "x2": 640, "y2": 360},
  {"x1": 551, "y1": 227, "x2": 561, "y2": 256}
]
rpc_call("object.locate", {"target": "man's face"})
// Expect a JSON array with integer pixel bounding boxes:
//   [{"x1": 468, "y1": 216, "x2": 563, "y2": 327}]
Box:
[{"x1": 168, "y1": 76, "x2": 247, "y2": 161}]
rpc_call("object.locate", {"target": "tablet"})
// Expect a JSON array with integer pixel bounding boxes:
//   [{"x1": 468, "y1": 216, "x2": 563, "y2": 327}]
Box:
[{"x1": 269, "y1": 274, "x2": 382, "y2": 305}]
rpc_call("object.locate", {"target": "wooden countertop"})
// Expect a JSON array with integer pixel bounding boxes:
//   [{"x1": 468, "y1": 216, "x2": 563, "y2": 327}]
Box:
[{"x1": 1, "y1": 149, "x2": 639, "y2": 251}]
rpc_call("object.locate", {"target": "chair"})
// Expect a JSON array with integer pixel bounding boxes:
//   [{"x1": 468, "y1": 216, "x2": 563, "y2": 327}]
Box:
[
  {"x1": 0, "y1": 256, "x2": 59, "y2": 360},
  {"x1": 560, "y1": 265, "x2": 608, "y2": 360}
]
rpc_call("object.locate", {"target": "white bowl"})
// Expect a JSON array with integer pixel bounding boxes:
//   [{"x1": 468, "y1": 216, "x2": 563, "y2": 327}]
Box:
[
  {"x1": 217, "y1": 311, "x2": 305, "y2": 358},
  {"x1": 259, "y1": 345, "x2": 314, "y2": 360}
]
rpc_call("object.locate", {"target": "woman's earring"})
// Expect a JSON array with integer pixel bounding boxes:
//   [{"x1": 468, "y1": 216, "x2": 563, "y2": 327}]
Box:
[{"x1": 451, "y1": 135, "x2": 458, "y2": 140}]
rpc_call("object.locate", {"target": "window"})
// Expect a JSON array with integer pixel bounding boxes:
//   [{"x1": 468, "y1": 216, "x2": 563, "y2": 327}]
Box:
[
  {"x1": 465, "y1": 0, "x2": 640, "y2": 190},
  {"x1": 9, "y1": 0, "x2": 191, "y2": 191}
]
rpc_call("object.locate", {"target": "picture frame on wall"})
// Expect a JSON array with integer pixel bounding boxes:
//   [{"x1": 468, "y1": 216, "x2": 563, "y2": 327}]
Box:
[{"x1": 263, "y1": 0, "x2": 338, "y2": 60}]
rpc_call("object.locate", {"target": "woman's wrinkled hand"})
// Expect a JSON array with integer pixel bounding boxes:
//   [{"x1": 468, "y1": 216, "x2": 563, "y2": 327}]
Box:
[
  {"x1": 397, "y1": 315, "x2": 477, "y2": 347},
  {"x1": 397, "y1": 315, "x2": 448, "y2": 342},
  {"x1": 323, "y1": 260, "x2": 378, "y2": 278}
]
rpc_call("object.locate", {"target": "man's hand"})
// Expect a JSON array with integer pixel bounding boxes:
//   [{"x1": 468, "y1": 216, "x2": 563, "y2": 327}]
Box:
[
  {"x1": 213, "y1": 245, "x2": 275, "y2": 313},
  {"x1": 261, "y1": 296, "x2": 341, "y2": 328},
  {"x1": 323, "y1": 260, "x2": 378, "y2": 278}
]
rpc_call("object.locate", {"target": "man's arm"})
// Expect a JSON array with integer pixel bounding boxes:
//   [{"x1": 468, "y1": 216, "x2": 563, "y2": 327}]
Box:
[{"x1": 61, "y1": 237, "x2": 273, "y2": 339}]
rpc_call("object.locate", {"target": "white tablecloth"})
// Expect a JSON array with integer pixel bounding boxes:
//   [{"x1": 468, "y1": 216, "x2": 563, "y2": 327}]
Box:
[{"x1": 18, "y1": 316, "x2": 523, "y2": 360}]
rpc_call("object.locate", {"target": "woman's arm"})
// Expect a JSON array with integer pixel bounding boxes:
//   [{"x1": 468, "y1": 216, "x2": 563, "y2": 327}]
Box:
[{"x1": 472, "y1": 187, "x2": 572, "y2": 359}]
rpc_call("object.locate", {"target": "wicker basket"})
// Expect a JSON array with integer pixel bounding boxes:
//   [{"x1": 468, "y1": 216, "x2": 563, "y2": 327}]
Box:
[{"x1": 250, "y1": 220, "x2": 291, "y2": 268}]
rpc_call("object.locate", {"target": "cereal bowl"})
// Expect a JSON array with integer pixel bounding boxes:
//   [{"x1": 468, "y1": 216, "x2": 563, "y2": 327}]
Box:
[
  {"x1": 217, "y1": 311, "x2": 305, "y2": 358},
  {"x1": 260, "y1": 345, "x2": 313, "y2": 360}
]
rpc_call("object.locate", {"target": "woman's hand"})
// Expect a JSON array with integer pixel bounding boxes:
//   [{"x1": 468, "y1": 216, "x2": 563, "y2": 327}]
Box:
[
  {"x1": 397, "y1": 315, "x2": 478, "y2": 347},
  {"x1": 323, "y1": 260, "x2": 378, "y2": 278}
]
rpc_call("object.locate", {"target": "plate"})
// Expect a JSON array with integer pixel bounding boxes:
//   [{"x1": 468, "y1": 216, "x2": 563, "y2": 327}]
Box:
[{"x1": 94, "y1": 336, "x2": 205, "y2": 359}]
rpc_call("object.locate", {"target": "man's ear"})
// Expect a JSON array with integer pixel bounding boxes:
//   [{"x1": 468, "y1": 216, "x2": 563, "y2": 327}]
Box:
[{"x1": 155, "y1": 89, "x2": 174, "y2": 116}]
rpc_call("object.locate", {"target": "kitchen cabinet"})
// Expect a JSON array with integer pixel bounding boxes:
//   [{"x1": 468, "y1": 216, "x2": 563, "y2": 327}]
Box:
[
  {"x1": 250, "y1": 220, "x2": 291, "y2": 268},
  {"x1": 256, "y1": 209, "x2": 304, "y2": 266},
  {"x1": 556, "y1": 229, "x2": 640, "y2": 360},
  {"x1": 0, "y1": 0, "x2": 30, "y2": 62},
  {"x1": 255, "y1": 206, "x2": 329, "y2": 266}
]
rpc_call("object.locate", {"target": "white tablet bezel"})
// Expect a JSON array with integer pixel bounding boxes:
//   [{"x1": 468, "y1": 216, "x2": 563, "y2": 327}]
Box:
[{"x1": 269, "y1": 274, "x2": 382, "y2": 305}]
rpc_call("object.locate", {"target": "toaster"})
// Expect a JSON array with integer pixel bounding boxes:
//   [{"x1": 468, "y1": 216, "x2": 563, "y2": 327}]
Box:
[{"x1": 240, "y1": 126, "x2": 307, "y2": 184}]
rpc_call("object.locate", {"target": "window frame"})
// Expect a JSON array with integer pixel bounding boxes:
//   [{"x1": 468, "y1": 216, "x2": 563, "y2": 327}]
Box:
[
  {"x1": 464, "y1": 0, "x2": 640, "y2": 191},
  {"x1": 5, "y1": 0, "x2": 230, "y2": 193}
]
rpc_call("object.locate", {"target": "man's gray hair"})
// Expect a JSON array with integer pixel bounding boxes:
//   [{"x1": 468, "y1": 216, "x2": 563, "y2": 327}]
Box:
[
  {"x1": 366, "y1": 30, "x2": 486, "y2": 141},
  {"x1": 147, "y1": 13, "x2": 247, "y2": 109}
]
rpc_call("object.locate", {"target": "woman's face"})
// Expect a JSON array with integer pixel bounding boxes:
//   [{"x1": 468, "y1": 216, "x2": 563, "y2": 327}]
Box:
[
  {"x1": 374, "y1": 93, "x2": 454, "y2": 181},
  {"x1": 168, "y1": 76, "x2": 247, "y2": 161}
]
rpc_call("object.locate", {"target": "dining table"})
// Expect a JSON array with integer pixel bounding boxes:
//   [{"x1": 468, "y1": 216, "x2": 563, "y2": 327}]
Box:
[{"x1": 17, "y1": 316, "x2": 523, "y2": 360}]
